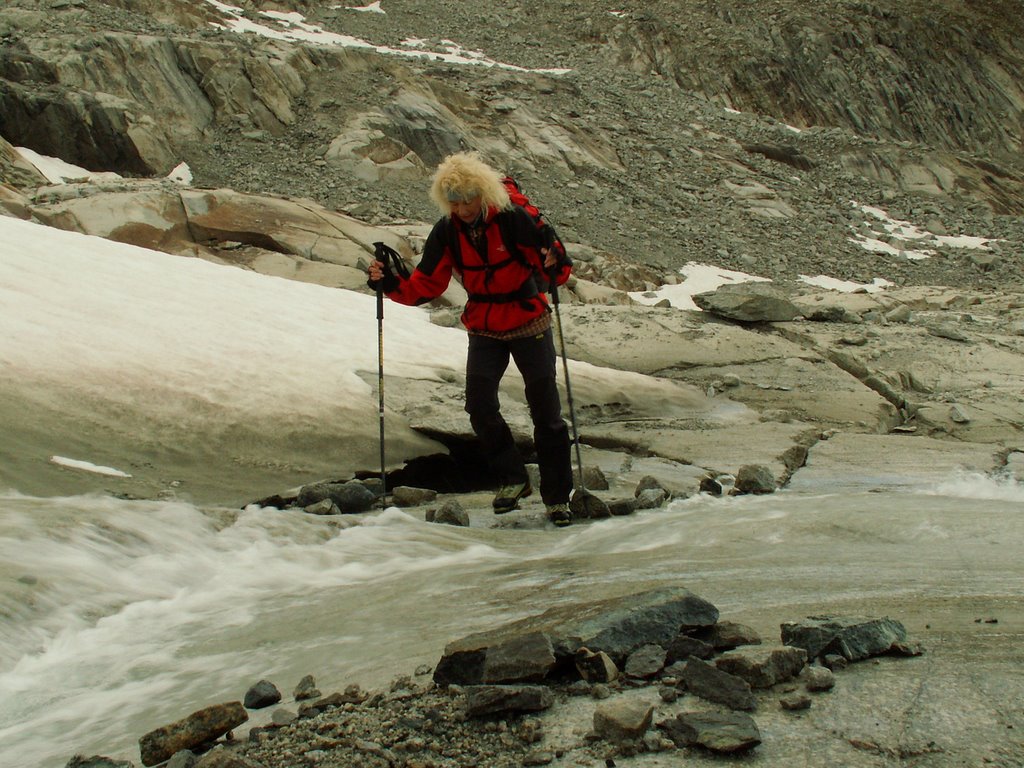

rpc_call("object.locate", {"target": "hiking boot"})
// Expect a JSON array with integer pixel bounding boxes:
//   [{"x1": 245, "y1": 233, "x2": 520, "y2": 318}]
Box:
[
  {"x1": 547, "y1": 503, "x2": 572, "y2": 527},
  {"x1": 493, "y1": 481, "x2": 532, "y2": 513}
]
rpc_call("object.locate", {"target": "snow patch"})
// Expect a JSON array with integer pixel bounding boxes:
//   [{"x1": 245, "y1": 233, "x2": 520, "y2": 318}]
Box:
[{"x1": 50, "y1": 457, "x2": 132, "y2": 478}]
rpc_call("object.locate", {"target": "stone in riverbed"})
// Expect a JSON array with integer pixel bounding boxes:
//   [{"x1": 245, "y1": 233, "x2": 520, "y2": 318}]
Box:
[
  {"x1": 243, "y1": 680, "x2": 281, "y2": 709},
  {"x1": 432, "y1": 587, "x2": 719, "y2": 686},
  {"x1": 296, "y1": 480, "x2": 375, "y2": 513},
  {"x1": 138, "y1": 702, "x2": 248, "y2": 767}
]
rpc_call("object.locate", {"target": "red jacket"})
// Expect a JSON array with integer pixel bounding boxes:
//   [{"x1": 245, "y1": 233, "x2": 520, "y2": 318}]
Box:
[{"x1": 386, "y1": 205, "x2": 571, "y2": 334}]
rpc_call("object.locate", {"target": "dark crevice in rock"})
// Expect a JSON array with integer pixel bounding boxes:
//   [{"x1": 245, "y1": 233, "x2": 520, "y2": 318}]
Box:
[{"x1": 356, "y1": 432, "x2": 506, "y2": 493}]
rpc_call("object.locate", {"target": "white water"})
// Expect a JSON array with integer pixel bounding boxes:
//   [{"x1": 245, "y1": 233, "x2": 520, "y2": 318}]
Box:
[{"x1": 3, "y1": 476, "x2": 1023, "y2": 768}]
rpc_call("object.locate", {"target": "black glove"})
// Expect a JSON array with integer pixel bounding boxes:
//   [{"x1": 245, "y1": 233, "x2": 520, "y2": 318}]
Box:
[
  {"x1": 367, "y1": 241, "x2": 407, "y2": 293},
  {"x1": 366, "y1": 263, "x2": 399, "y2": 294}
]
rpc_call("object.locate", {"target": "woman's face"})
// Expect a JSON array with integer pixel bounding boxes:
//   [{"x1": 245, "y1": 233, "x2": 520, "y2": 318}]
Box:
[{"x1": 451, "y1": 196, "x2": 483, "y2": 224}]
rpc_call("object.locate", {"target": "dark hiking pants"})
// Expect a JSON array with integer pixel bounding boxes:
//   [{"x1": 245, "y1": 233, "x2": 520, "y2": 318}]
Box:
[{"x1": 465, "y1": 328, "x2": 573, "y2": 505}]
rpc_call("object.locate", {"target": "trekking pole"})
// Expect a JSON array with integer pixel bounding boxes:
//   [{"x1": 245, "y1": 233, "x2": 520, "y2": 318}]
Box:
[
  {"x1": 375, "y1": 277, "x2": 388, "y2": 508},
  {"x1": 371, "y1": 242, "x2": 411, "y2": 509},
  {"x1": 548, "y1": 274, "x2": 608, "y2": 518},
  {"x1": 548, "y1": 269, "x2": 585, "y2": 489}
]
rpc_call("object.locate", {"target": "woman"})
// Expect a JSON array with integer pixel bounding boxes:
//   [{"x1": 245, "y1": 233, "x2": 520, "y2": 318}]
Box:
[{"x1": 368, "y1": 152, "x2": 574, "y2": 526}]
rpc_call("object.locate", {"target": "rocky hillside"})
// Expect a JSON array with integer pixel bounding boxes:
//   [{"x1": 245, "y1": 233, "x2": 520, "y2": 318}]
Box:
[{"x1": 2, "y1": 0, "x2": 1024, "y2": 291}]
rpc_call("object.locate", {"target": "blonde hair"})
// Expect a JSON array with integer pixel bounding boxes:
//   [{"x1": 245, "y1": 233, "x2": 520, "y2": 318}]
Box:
[{"x1": 429, "y1": 151, "x2": 511, "y2": 218}]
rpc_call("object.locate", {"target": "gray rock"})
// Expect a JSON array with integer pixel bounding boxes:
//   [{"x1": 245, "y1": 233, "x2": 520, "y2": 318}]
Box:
[
  {"x1": 803, "y1": 665, "x2": 836, "y2": 692},
  {"x1": 678, "y1": 657, "x2": 756, "y2": 711},
  {"x1": 665, "y1": 634, "x2": 716, "y2": 663},
  {"x1": 428, "y1": 499, "x2": 470, "y2": 526},
  {"x1": 302, "y1": 499, "x2": 339, "y2": 515},
  {"x1": 581, "y1": 465, "x2": 609, "y2": 490},
  {"x1": 433, "y1": 587, "x2": 719, "y2": 686},
  {"x1": 781, "y1": 616, "x2": 910, "y2": 662},
  {"x1": 695, "y1": 620, "x2": 763, "y2": 651},
  {"x1": 293, "y1": 674, "x2": 321, "y2": 701},
  {"x1": 693, "y1": 283, "x2": 800, "y2": 323},
  {"x1": 885, "y1": 304, "x2": 913, "y2": 323},
  {"x1": 950, "y1": 404, "x2": 971, "y2": 423},
  {"x1": 734, "y1": 464, "x2": 776, "y2": 494},
  {"x1": 658, "y1": 711, "x2": 762, "y2": 753},
  {"x1": 391, "y1": 485, "x2": 437, "y2": 507},
  {"x1": 434, "y1": 630, "x2": 555, "y2": 687},
  {"x1": 138, "y1": 702, "x2": 248, "y2": 767},
  {"x1": 699, "y1": 475, "x2": 725, "y2": 496},
  {"x1": 296, "y1": 480, "x2": 375, "y2": 513},
  {"x1": 570, "y1": 490, "x2": 612, "y2": 519},
  {"x1": 623, "y1": 643, "x2": 667, "y2": 679},
  {"x1": 463, "y1": 685, "x2": 554, "y2": 717},
  {"x1": 167, "y1": 751, "x2": 197, "y2": 768},
  {"x1": 593, "y1": 698, "x2": 654, "y2": 743},
  {"x1": 635, "y1": 487, "x2": 667, "y2": 509},
  {"x1": 606, "y1": 497, "x2": 637, "y2": 516},
  {"x1": 270, "y1": 708, "x2": 296, "y2": 726},
  {"x1": 927, "y1": 324, "x2": 971, "y2": 342},
  {"x1": 779, "y1": 691, "x2": 812, "y2": 710},
  {"x1": 243, "y1": 680, "x2": 281, "y2": 710},
  {"x1": 714, "y1": 645, "x2": 808, "y2": 689},
  {"x1": 634, "y1": 475, "x2": 667, "y2": 497}
]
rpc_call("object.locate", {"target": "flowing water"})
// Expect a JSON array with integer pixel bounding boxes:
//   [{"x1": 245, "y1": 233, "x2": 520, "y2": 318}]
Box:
[{"x1": 2, "y1": 476, "x2": 1023, "y2": 768}]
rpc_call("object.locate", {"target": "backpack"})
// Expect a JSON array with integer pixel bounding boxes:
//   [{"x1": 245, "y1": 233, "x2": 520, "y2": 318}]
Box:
[
  {"x1": 443, "y1": 176, "x2": 566, "y2": 298},
  {"x1": 500, "y1": 176, "x2": 567, "y2": 263}
]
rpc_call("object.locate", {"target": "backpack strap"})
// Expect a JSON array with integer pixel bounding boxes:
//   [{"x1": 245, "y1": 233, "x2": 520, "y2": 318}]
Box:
[{"x1": 444, "y1": 211, "x2": 533, "y2": 275}]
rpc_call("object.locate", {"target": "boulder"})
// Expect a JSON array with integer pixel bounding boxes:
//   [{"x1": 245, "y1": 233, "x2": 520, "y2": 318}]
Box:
[
  {"x1": 713, "y1": 645, "x2": 808, "y2": 689},
  {"x1": 138, "y1": 702, "x2": 248, "y2": 767},
  {"x1": 694, "y1": 620, "x2": 763, "y2": 651},
  {"x1": 593, "y1": 698, "x2": 654, "y2": 743},
  {"x1": 623, "y1": 644, "x2": 667, "y2": 679},
  {"x1": 463, "y1": 685, "x2": 554, "y2": 718},
  {"x1": 803, "y1": 665, "x2": 836, "y2": 692},
  {"x1": 692, "y1": 283, "x2": 801, "y2": 323},
  {"x1": 293, "y1": 675, "x2": 321, "y2": 701},
  {"x1": 658, "y1": 711, "x2": 762, "y2": 753},
  {"x1": 780, "y1": 616, "x2": 910, "y2": 662},
  {"x1": 391, "y1": 486, "x2": 437, "y2": 507},
  {"x1": 734, "y1": 464, "x2": 777, "y2": 494},
  {"x1": 243, "y1": 680, "x2": 281, "y2": 710},
  {"x1": 433, "y1": 587, "x2": 719, "y2": 686},
  {"x1": 427, "y1": 500, "x2": 470, "y2": 527},
  {"x1": 665, "y1": 634, "x2": 715, "y2": 663},
  {"x1": 296, "y1": 480, "x2": 376, "y2": 513},
  {"x1": 678, "y1": 657, "x2": 756, "y2": 711}
]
